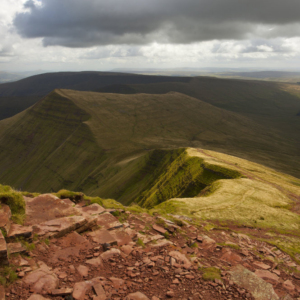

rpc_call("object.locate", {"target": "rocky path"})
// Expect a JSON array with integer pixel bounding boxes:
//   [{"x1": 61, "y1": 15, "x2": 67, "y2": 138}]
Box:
[{"x1": 1, "y1": 194, "x2": 300, "y2": 300}]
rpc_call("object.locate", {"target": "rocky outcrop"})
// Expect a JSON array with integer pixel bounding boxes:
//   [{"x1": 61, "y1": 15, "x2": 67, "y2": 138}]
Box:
[{"x1": 1, "y1": 193, "x2": 300, "y2": 300}]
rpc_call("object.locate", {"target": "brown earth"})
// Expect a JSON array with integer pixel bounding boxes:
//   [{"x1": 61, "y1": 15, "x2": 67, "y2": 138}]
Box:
[{"x1": 1, "y1": 194, "x2": 300, "y2": 300}]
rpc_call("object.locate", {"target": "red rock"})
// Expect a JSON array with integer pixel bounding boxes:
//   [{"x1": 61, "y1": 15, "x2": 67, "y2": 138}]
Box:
[
  {"x1": 166, "y1": 291, "x2": 174, "y2": 298},
  {"x1": 151, "y1": 297, "x2": 160, "y2": 300},
  {"x1": 0, "y1": 231, "x2": 8, "y2": 265},
  {"x1": 72, "y1": 281, "x2": 93, "y2": 300},
  {"x1": 0, "y1": 204, "x2": 11, "y2": 234},
  {"x1": 152, "y1": 225, "x2": 167, "y2": 235},
  {"x1": 168, "y1": 251, "x2": 191, "y2": 268},
  {"x1": 24, "y1": 194, "x2": 79, "y2": 226},
  {"x1": 110, "y1": 228, "x2": 132, "y2": 246},
  {"x1": 109, "y1": 277, "x2": 124, "y2": 289},
  {"x1": 7, "y1": 242, "x2": 26, "y2": 255},
  {"x1": 254, "y1": 270, "x2": 279, "y2": 284},
  {"x1": 86, "y1": 257, "x2": 103, "y2": 267},
  {"x1": 220, "y1": 250, "x2": 242, "y2": 264},
  {"x1": 201, "y1": 235, "x2": 216, "y2": 249},
  {"x1": 7, "y1": 224, "x2": 32, "y2": 242},
  {"x1": 124, "y1": 228, "x2": 138, "y2": 239},
  {"x1": 87, "y1": 229, "x2": 117, "y2": 245},
  {"x1": 51, "y1": 288, "x2": 73, "y2": 296},
  {"x1": 27, "y1": 295, "x2": 50, "y2": 300},
  {"x1": 33, "y1": 216, "x2": 87, "y2": 239},
  {"x1": 78, "y1": 203, "x2": 105, "y2": 218},
  {"x1": 77, "y1": 265, "x2": 89, "y2": 277},
  {"x1": 253, "y1": 261, "x2": 271, "y2": 270},
  {"x1": 23, "y1": 262, "x2": 59, "y2": 294},
  {"x1": 283, "y1": 280, "x2": 295, "y2": 291},
  {"x1": 121, "y1": 245, "x2": 133, "y2": 255},
  {"x1": 92, "y1": 280, "x2": 106, "y2": 299},
  {"x1": 96, "y1": 213, "x2": 123, "y2": 230},
  {"x1": 125, "y1": 292, "x2": 150, "y2": 300},
  {"x1": 100, "y1": 248, "x2": 120, "y2": 260},
  {"x1": 19, "y1": 257, "x2": 29, "y2": 266},
  {"x1": 0, "y1": 284, "x2": 5, "y2": 300}
]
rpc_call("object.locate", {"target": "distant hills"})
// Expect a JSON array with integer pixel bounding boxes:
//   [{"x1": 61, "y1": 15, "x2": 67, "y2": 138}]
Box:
[
  {"x1": 0, "y1": 72, "x2": 189, "y2": 120},
  {"x1": 0, "y1": 86, "x2": 299, "y2": 200}
]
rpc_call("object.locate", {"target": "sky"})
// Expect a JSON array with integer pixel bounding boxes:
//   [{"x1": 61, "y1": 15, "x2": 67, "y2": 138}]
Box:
[{"x1": 1, "y1": 0, "x2": 300, "y2": 72}]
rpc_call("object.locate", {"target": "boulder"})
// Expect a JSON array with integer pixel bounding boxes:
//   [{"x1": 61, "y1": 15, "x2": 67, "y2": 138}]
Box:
[
  {"x1": 96, "y1": 213, "x2": 123, "y2": 230},
  {"x1": 24, "y1": 194, "x2": 80, "y2": 226},
  {"x1": 169, "y1": 251, "x2": 191, "y2": 268},
  {"x1": 87, "y1": 229, "x2": 117, "y2": 245},
  {"x1": 33, "y1": 216, "x2": 87, "y2": 239},
  {"x1": 230, "y1": 265, "x2": 279, "y2": 300},
  {"x1": 76, "y1": 203, "x2": 105, "y2": 218},
  {"x1": 7, "y1": 224, "x2": 32, "y2": 242},
  {"x1": 254, "y1": 270, "x2": 279, "y2": 284},
  {"x1": 7, "y1": 242, "x2": 27, "y2": 255},
  {"x1": 23, "y1": 261, "x2": 59, "y2": 294},
  {"x1": 100, "y1": 248, "x2": 121, "y2": 260},
  {"x1": 109, "y1": 228, "x2": 132, "y2": 246}
]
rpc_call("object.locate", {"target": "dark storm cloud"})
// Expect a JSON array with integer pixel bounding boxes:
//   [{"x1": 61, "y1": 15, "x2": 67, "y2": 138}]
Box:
[{"x1": 14, "y1": 0, "x2": 300, "y2": 48}]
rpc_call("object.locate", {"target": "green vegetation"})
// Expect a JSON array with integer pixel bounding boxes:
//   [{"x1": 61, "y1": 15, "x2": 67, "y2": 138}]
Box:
[
  {"x1": 218, "y1": 242, "x2": 240, "y2": 250},
  {"x1": 200, "y1": 267, "x2": 221, "y2": 281},
  {"x1": 0, "y1": 266, "x2": 18, "y2": 286},
  {"x1": 136, "y1": 238, "x2": 145, "y2": 248},
  {"x1": 0, "y1": 82, "x2": 299, "y2": 199},
  {"x1": 0, "y1": 184, "x2": 25, "y2": 224}
]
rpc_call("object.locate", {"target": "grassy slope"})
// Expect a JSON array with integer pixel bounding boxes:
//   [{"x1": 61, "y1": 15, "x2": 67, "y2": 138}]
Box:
[
  {"x1": 0, "y1": 89, "x2": 285, "y2": 198},
  {"x1": 155, "y1": 148, "x2": 300, "y2": 231},
  {"x1": 121, "y1": 77, "x2": 300, "y2": 177},
  {"x1": 152, "y1": 148, "x2": 300, "y2": 261}
]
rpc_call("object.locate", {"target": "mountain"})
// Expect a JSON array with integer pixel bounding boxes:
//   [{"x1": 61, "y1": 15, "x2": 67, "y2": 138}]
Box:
[
  {"x1": 0, "y1": 88, "x2": 299, "y2": 201},
  {"x1": 0, "y1": 72, "x2": 189, "y2": 120},
  {"x1": 99, "y1": 76, "x2": 300, "y2": 177}
]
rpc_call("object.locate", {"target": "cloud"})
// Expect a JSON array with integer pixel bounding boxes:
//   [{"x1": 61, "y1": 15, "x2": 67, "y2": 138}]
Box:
[{"x1": 13, "y1": 0, "x2": 300, "y2": 48}]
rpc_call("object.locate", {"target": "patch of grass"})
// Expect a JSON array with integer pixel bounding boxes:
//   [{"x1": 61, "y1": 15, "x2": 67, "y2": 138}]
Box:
[
  {"x1": 32, "y1": 233, "x2": 39, "y2": 242},
  {"x1": 43, "y1": 238, "x2": 50, "y2": 246},
  {"x1": 0, "y1": 184, "x2": 26, "y2": 225},
  {"x1": 85, "y1": 196, "x2": 104, "y2": 206},
  {"x1": 156, "y1": 218, "x2": 167, "y2": 227},
  {"x1": 54, "y1": 189, "x2": 83, "y2": 203},
  {"x1": 136, "y1": 238, "x2": 145, "y2": 248},
  {"x1": 204, "y1": 223, "x2": 215, "y2": 232},
  {"x1": 111, "y1": 210, "x2": 121, "y2": 217},
  {"x1": 163, "y1": 231, "x2": 170, "y2": 239},
  {"x1": 200, "y1": 267, "x2": 221, "y2": 281},
  {"x1": 190, "y1": 242, "x2": 198, "y2": 248},
  {"x1": 22, "y1": 241, "x2": 35, "y2": 252},
  {"x1": 20, "y1": 191, "x2": 40, "y2": 198},
  {"x1": 101, "y1": 199, "x2": 125, "y2": 210},
  {"x1": 218, "y1": 242, "x2": 240, "y2": 250},
  {"x1": 0, "y1": 266, "x2": 18, "y2": 286}
]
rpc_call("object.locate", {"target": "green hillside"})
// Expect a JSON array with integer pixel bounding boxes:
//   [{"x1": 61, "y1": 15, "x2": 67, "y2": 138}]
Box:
[
  {"x1": 0, "y1": 89, "x2": 299, "y2": 200},
  {"x1": 99, "y1": 77, "x2": 300, "y2": 177}
]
